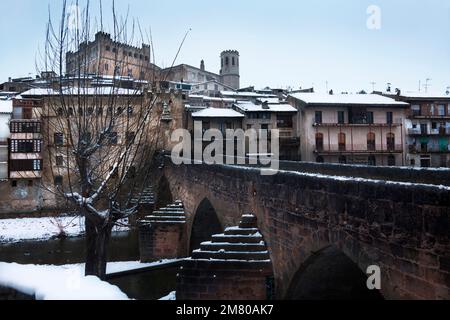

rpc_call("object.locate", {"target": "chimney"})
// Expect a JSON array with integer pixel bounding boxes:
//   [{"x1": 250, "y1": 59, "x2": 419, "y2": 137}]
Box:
[{"x1": 200, "y1": 60, "x2": 205, "y2": 71}]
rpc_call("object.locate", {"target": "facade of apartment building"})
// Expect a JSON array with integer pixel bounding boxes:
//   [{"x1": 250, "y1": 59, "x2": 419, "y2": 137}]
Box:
[
  {"x1": 381, "y1": 92, "x2": 450, "y2": 168},
  {"x1": 233, "y1": 101, "x2": 300, "y2": 160},
  {"x1": 9, "y1": 98, "x2": 43, "y2": 180},
  {"x1": 0, "y1": 100, "x2": 12, "y2": 180},
  {"x1": 288, "y1": 93, "x2": 409, "y2": 166}
]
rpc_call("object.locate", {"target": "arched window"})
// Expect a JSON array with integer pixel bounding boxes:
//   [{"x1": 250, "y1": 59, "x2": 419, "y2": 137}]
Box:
[
  {"x1": 232, "y1": 57, "x2": 235, "y2": 66},
  {"x1": 339, "y1": 156, "x2": 347, "y2": 164},
  {"x1": 338, "y1": 133, "x2": 346, "y2": 151},
  {"x1": 388, "y1": 155, "x2": 396, "y2": 166},
  {"x1": 386, "y1": 133, "x2": 395, "y2": 151},
  {"x1": 225, "y1": 57, "x2": 229, "y2": 66},
  {"x1": 315, "y1": 133, "x2": 324, "y2": 151},
  {"x1": 316, "y1": 156, "x2": 324, "y2": 163},
  {"x1": 367, "y1": 132, "x2": 376, "y2": 151},
  {"x1": 368, "y1": 155, "x2": 376, "y2": 166}
]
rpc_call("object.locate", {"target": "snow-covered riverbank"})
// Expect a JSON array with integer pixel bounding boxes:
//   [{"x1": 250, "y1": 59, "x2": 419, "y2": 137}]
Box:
[
  {"x1": 0, "y1": 216, "x2": 130, "y2": 244},
  {"x1": 0, "y1": 259, "x2": 181, "y2": 300},
  {"x1": 0, "y1": 262, "x2": 129, "y2": 300}
]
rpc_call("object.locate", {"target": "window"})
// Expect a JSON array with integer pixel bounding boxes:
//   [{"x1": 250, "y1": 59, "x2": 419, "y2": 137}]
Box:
[
  {"x1": 277, "y1": 115, "x2": 293, "y2": 128},
  {"x1": 10, "y1": 159, "x2": 42, "y2": 172},
  {"x1": 28, "y1": 180, "x2": 33, "y2": 187},
  {"x1": 315, "y1": 133, "x2": 324, "y2": 151},
  {"x1": 338, "y1": 133, "x2": 346, "y2": 151},
  {"x1": 225, "y1": 57, "x2": 229, "y2": 65},
  {"x1": 368, "y1": 155, "x2": 376, "y2": 166},
  {"x1": 112, "y1": 48, "x2": 117, "y2": 53},
  {"x1": 127, "y1": 106, "x2": 134, "y2": 115},
  {"x1": 412, "y1": 105, "x2": 421, "y2": 116},
  {"x1": 54, "y1": 133, "x2": 64, "y2": 146},
  {"x1": 87, "y1": 107, "x2": 94, "y2": 115},
  {"x1": 10, "y1": 122, "x2": 41, "y2": 133},
  {"x1": 438, "y1": 105, "x2": 445, "y2": 116},
  {"x1": 316, "y1": 156, "x2": 324, "y2": 163},
  {"x1": 232, "y1": 57, "x2": 235, "y2": 66},
  {"x1": 10, "y1": 140, "x2": 41, "y2": 153},
  {"x1": 386, "y1": 133, "x2": 395, "y2": 151},
  {"x1": 56, "y1": 156, "x2": 64, "y2": 166},
  {"x1": 367, "y1": 112, "x2": 374, "y2": 124},
  {"x1": 387, "y1": 155, "x2": 396, "y2": 166},
  {"x1": 337, "y1": 111, "x2": 345, "y2": 124},
  {"x1": 367, "y1": 132, "x2": 376, "y2": 151},
  {"x1": 386, "y1": 112, "x2": 393, "y2": 125},
  {"x1": 105, "y1": 46, "x2": 111, "y2": 51},
  {"x1": 54, "y1": 176, "x2": 63, "y2": 186},
  {"x1": 11, "y1": 180, "x2": 17, "y2": 188},
  {"x1": 144, "y1": 56, "x2": 149, "y2": 61},
  {"x1": 68, "y1": 107, "x2": 74, "y2": 116},
  {"x1": 432, "y1": 122, "x2": 437, "y2": 130},
  {"x1": 105, "y1": 64, "x2": 109, "y2": 71},
  {"x1": 339, "y1": 156, "x2": 347, "y2": 164},
  {"x1": 315, "y1": 111, "x2": 323, "y2": 124},
  {"x1": 420, "y1": 123, "x2": 428, "y2": 135},
  {"x1": 57, "y1": 107, "x2": 63, "y2": 116}
]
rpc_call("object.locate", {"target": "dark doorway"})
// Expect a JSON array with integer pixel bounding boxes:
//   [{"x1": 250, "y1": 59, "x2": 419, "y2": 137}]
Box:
[
  {"x1": 189, "y1": 198, "x2": 222, "y2": 253},
  {"x1": 156, "y1": 176, "x2": 173, "y2": 209},
  {"x1": 285, "y1": 246, "x2": 383, "y2": 300}
]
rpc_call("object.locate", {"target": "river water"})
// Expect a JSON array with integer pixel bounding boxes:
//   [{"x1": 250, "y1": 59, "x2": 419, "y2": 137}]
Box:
[{"x1": 0, "y1": 231, "x2": 178, "y2": 300}]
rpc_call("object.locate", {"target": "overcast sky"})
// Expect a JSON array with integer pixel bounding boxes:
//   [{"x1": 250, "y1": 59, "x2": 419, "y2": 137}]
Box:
[{"x1": 1, "y1": 0, "x2": 449, "y2": 93}]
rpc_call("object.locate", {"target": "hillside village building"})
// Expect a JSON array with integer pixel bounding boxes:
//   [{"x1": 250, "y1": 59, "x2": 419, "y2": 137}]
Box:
[
  {"x1": 288, "y1": 93, "x2": 409, "y2": 166},
  {"x1": 377, "y1": 91, "x2": 450, "y2": 168},
  {"x1": 66, "y1": 32, "x2": 159, "y2": 80}
]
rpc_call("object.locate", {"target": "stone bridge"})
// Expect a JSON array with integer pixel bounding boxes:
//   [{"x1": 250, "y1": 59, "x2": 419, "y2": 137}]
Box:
[{"x1": 149, "y1": 161, "x2": 450, "y2": 300}]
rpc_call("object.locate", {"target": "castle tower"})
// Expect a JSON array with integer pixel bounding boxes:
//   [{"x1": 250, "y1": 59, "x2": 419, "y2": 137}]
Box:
[{"x1": 220, "y1": 50, "x2": 240, "y2": 90}]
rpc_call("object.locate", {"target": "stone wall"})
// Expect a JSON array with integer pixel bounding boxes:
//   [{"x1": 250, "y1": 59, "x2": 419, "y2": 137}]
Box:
[{"x1": 163, "y1": 162, "x2": 450, "y2": 300}]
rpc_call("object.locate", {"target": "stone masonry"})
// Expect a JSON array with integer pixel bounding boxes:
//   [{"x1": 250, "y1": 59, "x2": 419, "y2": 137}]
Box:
[
  {"x1": 176, "y1": 214, "x2": 274, "y2": 300},
  {"x1": 162, "y1": 161, "x2": 450, "y2": 300},
  {"x1": 138, "y1": 201, "x2": 187, "y2": 262}
]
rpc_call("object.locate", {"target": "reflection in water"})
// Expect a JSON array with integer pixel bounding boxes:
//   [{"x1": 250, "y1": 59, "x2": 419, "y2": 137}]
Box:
[
  {"x1": 0, "y1": 232, "x2": 139, "y2": 265},
  {"x1": 0, "y1": 231, "x2": 178, "y2": 300},
  {"x1": 109, "y1": 267, "x2": 179, "y2": 300}
]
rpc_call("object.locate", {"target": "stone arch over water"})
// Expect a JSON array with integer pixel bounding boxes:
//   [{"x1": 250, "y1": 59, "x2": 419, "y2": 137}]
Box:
[{"x1": 189, "y1": 198, "x2": 223, "y2": 253}]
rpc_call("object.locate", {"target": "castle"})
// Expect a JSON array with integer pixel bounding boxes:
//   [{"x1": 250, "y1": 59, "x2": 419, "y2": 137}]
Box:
[{"x1": 66, "y1": 31, "x2": 240, "y2": 90}]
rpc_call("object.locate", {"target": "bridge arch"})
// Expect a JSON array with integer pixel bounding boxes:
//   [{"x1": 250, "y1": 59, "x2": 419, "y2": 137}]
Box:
[
  {"x1": 156, "y1": 175, "x2": 173, "y2": 209},
  {"x1": 189, "y1": 197, "x2": 223, "y2": 253},
  {"x1": 285, "y1": 246, "x2": 384, "y2": 300}
]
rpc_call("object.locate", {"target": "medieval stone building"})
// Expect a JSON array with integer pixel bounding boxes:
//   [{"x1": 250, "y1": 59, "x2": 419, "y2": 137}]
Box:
[{"x1": 66, "y1": 32, "x2": 160, "y2": 80}]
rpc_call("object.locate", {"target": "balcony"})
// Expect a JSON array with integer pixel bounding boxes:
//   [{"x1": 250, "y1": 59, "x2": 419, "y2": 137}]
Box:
[
  {"x1": 313, "y1": 122, "x2": 402, "y2": 128},
  {"x1": 408, "y1": 127, "x2": 450, "y2": 136},
  {"x1": 409, "y1": 144, "x2": 450, "y2": 154},
  {"x1": 315, "y1": 144, "x2": 403, "y2": 155}
]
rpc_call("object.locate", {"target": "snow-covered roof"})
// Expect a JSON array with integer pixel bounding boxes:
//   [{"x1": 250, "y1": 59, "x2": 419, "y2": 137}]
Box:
[
  {"x1": 21, "y1": 87, "x2": 142, "y2": 97},
  {"x1": 234, "y1": 101, "x2": 297, "y2": 113},
  {"x1": 192, "y1": 107, "x2": 245, "y2": 118},
  {"x1": 220, "y1": 91, "x2": 277, "y2": 98},
  {"x1": 188, "y1": 94, "x2": 236, "y2": 103},
  {"x1": 289, "y1": 93, "x2": 409, "y2": 107},
  {"x1": 256, "y1": 97, "x2": 281, "y2": 104},
  {"x1": 392, "y1": 91, "x2": 450, "y2": 100},
  {"x1": 0, "y1": 100, "x2": 13, "y2": 114}
]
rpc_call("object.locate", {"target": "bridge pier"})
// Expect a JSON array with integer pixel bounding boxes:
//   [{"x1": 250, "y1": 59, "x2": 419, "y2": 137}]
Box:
[
  {"x1": 138, "y1": 201, "x2": 187, "y2": 262},
  {"x1": 176, "y1": 214, "x2": 274, "y2": 300}
]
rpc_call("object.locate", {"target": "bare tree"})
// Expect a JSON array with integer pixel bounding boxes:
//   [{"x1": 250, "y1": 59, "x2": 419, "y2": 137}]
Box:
[{"x1": 38, "y1": 0, "x2": 170, "y2": 279}]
